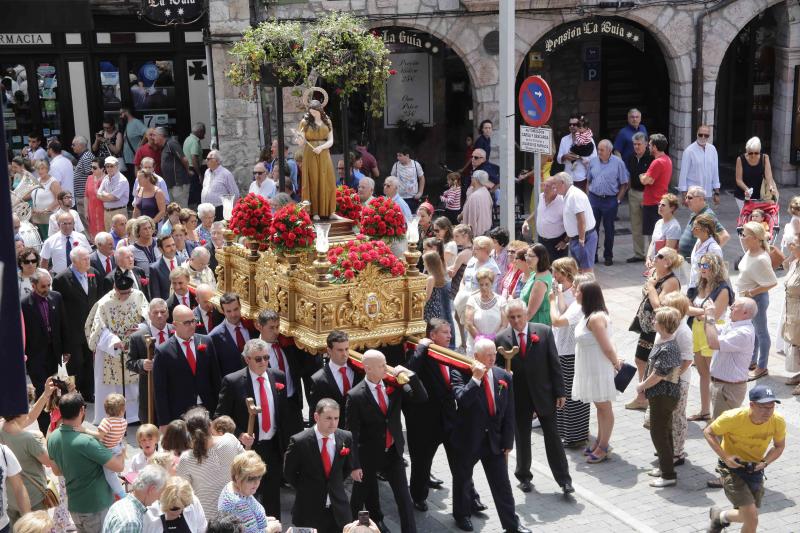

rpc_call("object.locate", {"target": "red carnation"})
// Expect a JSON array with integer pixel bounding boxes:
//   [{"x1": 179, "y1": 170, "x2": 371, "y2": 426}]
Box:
[
  {"x1": 339, "y1": 446, "x2": 351, "y2": 456},
  {"x1": 140, "y1": 277, "x2": 149, "y2": 286},
  {"x1": 389, "y1": 69, "x2": 397, "y2": 75},
  {"x1": 87, "y1": 273, "x2": 96, "y2": 278},
  {"x1": 197, "y1": 344, "x2": 207, "y2": 352},
  {"x1": 384, "y1": 385, "x2": 395, "y2": 395},
  {"x1": 275, "y1": 382, "x2": 285, "y2": 391},
  {"x1": 530, "y1": 333, "x2": 540, "y2": 344},
  {"x1": 498, "y1": 379, "x2": 508, "y2": 389},
  {"x1": 73, "y1": 241, "x2": 80, "y2": 247}
]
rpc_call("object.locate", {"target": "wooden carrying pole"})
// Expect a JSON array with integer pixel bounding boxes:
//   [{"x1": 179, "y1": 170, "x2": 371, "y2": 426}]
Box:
[
  {"x1": 347, "y1": 349, "x2": 410, "y2": 385},
  {"x1": 405, "y1": 336, "x2": 479, "y2": 370},
  {"x1": 145, "y1": 336, "x2": 156, "y2": 424},
  {"x1": 245, "y1": 397, "x2": 261, "y2": 450}
]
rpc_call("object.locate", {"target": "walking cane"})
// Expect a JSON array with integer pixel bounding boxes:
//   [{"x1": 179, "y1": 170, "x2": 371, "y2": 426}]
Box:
[
  {"x1": 145, "y1": 335, "x2": 156, "y2": 425},
  {"x1": 245, "y1": 398, "x2": 261, "y2": 451},
  {"x1": 496, "y1": 346, "x2": 519, "y2": 372}
]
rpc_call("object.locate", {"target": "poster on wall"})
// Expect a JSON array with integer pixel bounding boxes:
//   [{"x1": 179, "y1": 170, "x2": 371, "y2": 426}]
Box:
[{"x1": 384, "y1": 52, "x2": 433, "y2": 129}]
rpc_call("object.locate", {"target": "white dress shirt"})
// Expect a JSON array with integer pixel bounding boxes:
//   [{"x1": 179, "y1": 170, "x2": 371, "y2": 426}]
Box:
[
  {"x1": 149, "y1": 324, "x2": 171, "y2": 345},
  {"x1": 562, "y1": 186, "x2": 596, "y2": 237},
  {"x1": 709, "y1": 320, "x2": 756, "y2": 383},
  {"x1": 678, "y1": 141, "x2": 720, "y2": 196},
  {"x1": 174, "y1": 290, "x2": 192, "y2": 308},
  {"x1": 49, "y1": 154, "x2": 74, "y2": 194},
  {"x1": 40, "y1": 231, "x2": 91, "y2": 274},
  {"x1": 96, "y1": 251, "x2": 114, "y2": 274},
  {"x1": 267, "y1": 341, "x2": 294, "y2": 397},
  {"x1": 328, "y1": 360, "x2": 354, "y2": 396},
  {"x1": 199, "y1": 307, "x2": 214, "y2": 332},
  {"x1": 249, "y1": 178, "x2": 276, "y2": 199},
  {"x1": 202, "y1": 165, "x2": 240, "y2": 207},
  {"x1": 314, "y1": 425, "x2": 336, "y2": 505},
  {"x1": 557, "y1": 134, "x2": 596, "y2": 183},
  {"x1": 48, "y1": 208, "x2": 85, "y2": 237},
  {"x1": 176, "y1": 334, "x2": 203, "y2": 404},
  {"x1": 535, "y1": 193, "x2": 566, "y2": 239},
  {"x1": 250, "y1": 369, "x2": 277, "y2": 440},
  {"x1": 98, "y1": 172, "x2": 130, "y2": 208},
  {"x1": 224, "y1": 319, "x2": 250, "y2": 345},
  {"x1": 366, "y1": 378, "x2": 390, "y2": 410}
]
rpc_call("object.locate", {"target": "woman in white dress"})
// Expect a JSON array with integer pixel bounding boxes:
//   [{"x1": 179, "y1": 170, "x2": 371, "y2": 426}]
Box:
[
  {"x1": 464, "y1": 268, "x2": 507, "y2": 355},
  {"x1": 572, "y1": 281, "x2": 622, "y2": 464}
]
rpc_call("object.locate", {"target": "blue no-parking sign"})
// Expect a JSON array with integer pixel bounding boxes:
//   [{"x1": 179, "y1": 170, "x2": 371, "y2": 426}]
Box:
[{"x1": 518, "y1": 76, "x2": 552, "y2": 127}]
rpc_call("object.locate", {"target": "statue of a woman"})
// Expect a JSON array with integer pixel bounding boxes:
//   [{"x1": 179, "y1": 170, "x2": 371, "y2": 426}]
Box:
[{"x1": 298, "y1": 98, "x2": 336, "y2": 219}]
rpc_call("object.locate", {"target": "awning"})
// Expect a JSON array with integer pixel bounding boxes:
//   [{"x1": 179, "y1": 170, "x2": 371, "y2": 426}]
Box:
[{"x1": 0, "y1": 0, "x2": 94, "y2": 33}]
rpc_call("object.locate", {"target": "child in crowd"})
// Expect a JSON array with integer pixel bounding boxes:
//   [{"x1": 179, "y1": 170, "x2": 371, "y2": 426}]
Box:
[
  {"x1": 749, "y1": 208, "x2": 771, "y2": 235},
  {"x1": 211, "y1": 415, "x2": 237, "y2": 436},
  {"x1": 161, "y1": 419, "x2": 191, "y2": 458},
  {"x1": 130, "y1": 424, "x2": 159, "y2": 473},
  {"x1": 440, "y1": 172, "x2": 462, "y2": 224},
  {"x1": 569, "y1": 116, "x2": 595, "y2": 172},
  {"x1": 83, "y1": 393, "x2": 127, "y2": 498}
]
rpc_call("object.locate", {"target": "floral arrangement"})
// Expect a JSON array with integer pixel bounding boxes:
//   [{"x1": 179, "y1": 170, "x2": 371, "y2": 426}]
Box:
[
  {"x1": 269, "y1": 203, "x2": 316, "y2": 253},
  {"x1": 335, "y1": 185, "x2": 362, "y2": 222},
  {"x1": 360, "y1": 196, "x2": 407, "y2": 242},
  {"x1": 229, "y1": 193, "x2": 273, "y2": 247},
  {"x1": 326, "y1": 236, "x2": 406, "y2": 283}
]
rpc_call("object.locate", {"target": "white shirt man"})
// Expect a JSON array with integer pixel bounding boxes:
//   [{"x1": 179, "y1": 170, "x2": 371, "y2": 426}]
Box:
[
  {"x1": 250, "y1": 368, "x2": 277, "y2": 441},
  {"x1": 557, "y1": 133, "x2": 596, "y2": 184},
  {"x1": 562, "y1": 184, "x2": 596, "y2": 238},
  {"x1": 49, "y1": 151, "x2": 75, "y2": 195},
  {"x1": 48, "y1": 207, "x2": 85, "y2": 237},
  {"x1": 265, "y1": 341, "x2": 294, "y2": 397},
  {"x1": 40, "y1": 224, "x2": 91, "y2": 274},
  {"x1": 535, "y1": 187, "x2": 566, "y2": 239},
  {"x1": 328, "y1": 359, "x2": 355, "y2": 396},
  {"x1": 678, "y1": 125, "x2": 720, "y2": 200}
]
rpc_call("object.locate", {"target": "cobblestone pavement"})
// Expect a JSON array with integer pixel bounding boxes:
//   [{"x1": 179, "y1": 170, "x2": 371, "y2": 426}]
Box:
[{"x1": 112, "y1": 188, "x2": 800, "y2": 532}]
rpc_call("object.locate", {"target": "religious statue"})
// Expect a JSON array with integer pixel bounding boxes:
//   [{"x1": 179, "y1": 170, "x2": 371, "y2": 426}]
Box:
[{"x1": 297, "y1": 88, "x2": 336, "y2": 219}]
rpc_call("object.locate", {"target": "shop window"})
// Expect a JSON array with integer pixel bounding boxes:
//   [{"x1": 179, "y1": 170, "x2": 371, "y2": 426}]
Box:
[
  {"x1": 128, "y1": 59, "x2": 177, "y2": 129},
  {"x1": 99, "y1": 60, "x2": 121, "y2": 124},
  {"x1": 1, "y1": 63, "x2": 33, "y2": 154},
  {"x1": 36, "y1": 62, "x2": 62, "y2": 140}
]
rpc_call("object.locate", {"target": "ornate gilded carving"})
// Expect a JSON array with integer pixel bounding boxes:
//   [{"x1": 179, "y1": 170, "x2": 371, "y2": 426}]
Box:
[{"x1": 295, "y1": 298, "x2": 317, "y2": 327}]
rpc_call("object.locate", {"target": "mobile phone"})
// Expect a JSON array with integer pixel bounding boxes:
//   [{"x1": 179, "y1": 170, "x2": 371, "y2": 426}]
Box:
[
  {"x1": 287, "y1": 528, "x2": 316, "y2": 533},
  {"x1": 358, "y1": 510, "x2": 370, "y2": 525}
]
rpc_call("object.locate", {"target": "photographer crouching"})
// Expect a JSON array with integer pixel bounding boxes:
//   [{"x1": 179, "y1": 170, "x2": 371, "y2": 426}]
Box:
[{"x1": 703, "y1": 385, "x2": 786, "y2": 533}]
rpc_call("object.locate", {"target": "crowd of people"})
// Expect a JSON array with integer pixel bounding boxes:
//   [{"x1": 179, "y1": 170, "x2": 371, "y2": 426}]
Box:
[{"x1": 4, "y1": 105, "x2": 798, "y2": 533}]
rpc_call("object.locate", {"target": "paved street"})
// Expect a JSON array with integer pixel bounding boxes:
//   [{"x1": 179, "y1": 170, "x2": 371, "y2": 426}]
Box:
[{"x1": 111, "y1": 187, "x2": 800, "y2": 532}]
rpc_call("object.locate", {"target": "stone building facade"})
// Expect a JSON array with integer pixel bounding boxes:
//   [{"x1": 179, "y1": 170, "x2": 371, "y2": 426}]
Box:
[{"x1": 209, "y1": 0, "x2": 800, "y2": 192}]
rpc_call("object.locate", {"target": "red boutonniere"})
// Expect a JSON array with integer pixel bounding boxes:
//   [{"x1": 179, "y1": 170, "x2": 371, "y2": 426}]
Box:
[
  {"x1": 275, "y1": 382, "x2": 285, "y2": 391},
  {"x1": 200, "y1": 239, "x2": 207, "y2": 246},
  {"x1": 197, "y1": 344, "x2": 207, "y2": 352},
  {"x1": 529, "y1": 333, "x2": 540, "y2": 344},
  {"x1": 140, "y1": 277, "x2": 149, "y2": 286},
  {"x1": 384, "y1": 385, "x2": 396, "y2": 395},
  {"x1": 87, "y1": 273, "x2": 96, "y2": 279},
  {"x1": 339, "y1": 446, "x2": 350, "y2": 456},
  {"x1": 498, "y1": 379, "x2": 508, "y2": 390},
  {"x1": 73, "y1": 241, "x2": 80, "y2": 247}
]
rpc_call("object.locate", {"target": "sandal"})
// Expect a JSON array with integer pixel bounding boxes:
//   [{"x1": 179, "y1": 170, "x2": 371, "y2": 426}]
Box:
[
  {"x1": 748, "y1": 368, "x2": 768, "y2": 381},
  {"x1": 586, "y1": 447, "x2": 610, "y2": 464},
  {"x1": 583, "y1": 441, "x2": 598, "y2": 456},
  {"x1": 793, "y1": 384, "x2": 800, "y2": 396},
  {"x1": 687, "y1": 413, "x2": 711, "y2": 422},
  {"x1": 787, "y1": 374, "x2": 800, "y2": 386}
]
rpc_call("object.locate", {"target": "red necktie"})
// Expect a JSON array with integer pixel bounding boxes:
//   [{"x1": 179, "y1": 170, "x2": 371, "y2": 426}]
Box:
[
  {"x1": 105, "y1": 257, "x2": 111, "y2": 274},
  {"x1": 158, "y1": 330, "x2": 165, "y2": 344},
  {"x1": 206, "y1": 311, "x2": 213, "y2": 331},
  {"x1": 183, "y1": 341, "x2": 196, "y2": 375},
  {"x1": 257, "y1": 376, "x2": 271, "y2": 433},
  {"x1": 273, "y1": 344, "x2": 286, "y2": 373},
  {"x1": 235, "y1": 326, "x2": 245, "y2": 352},
  {"x1": 321, "y1": 436, "x2": 332, "y2": 478},
  {"x1": 375, "y1": 383, "x2": 393, "y2": 449},
  {"x1": 339, "y1": 367, "x2": 351, "y2": 395},
  {"x1": 440, "y1": 364, "x2": 451, "y2": 388},
  {"x1": 483, "y1": 376, "x2": 496, "y2": 416},
  {"x1": 518, "y1": 332, "x2": 527, "y2": 359},
  {"x1": 170, "y1": 259, "x2": 175, "y2": 271}
]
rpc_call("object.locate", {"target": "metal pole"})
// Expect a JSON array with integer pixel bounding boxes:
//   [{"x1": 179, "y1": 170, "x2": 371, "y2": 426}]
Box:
[
  {"x1": 275, "y1": 86, "x2": 287, "y2": 193},
  {"x1": 204, "y1": 30, "x2": 219, "y2": 150},
  {"x1": 532, "y1": 152, "x2": 541, "y2": 240},
  {"x1": 341, "y1": 95, "x2": 350, "y2": 185},
  {"x1": 499, "y1": 0, "x2": 516, "y2": 235}
]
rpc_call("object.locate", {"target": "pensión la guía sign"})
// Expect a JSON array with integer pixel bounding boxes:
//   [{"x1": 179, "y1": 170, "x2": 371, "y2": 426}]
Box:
[{"x1": 540, "y1": 18, "x2": 644, "y2": 54}]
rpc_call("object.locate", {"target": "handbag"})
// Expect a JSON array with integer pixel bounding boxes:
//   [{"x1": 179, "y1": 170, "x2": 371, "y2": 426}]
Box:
[
  {"x1": 768, "y1": 245, "x2": 785, "y2": 269},
  {"x1": 760, "y1": 177, "x2": 778, "y2": 202},
  {"x1": 30, "y1": 188, "x2": 50, "y2": 225},
  {"x1": 614, "y1": 362, "x2": 637, "y2": 392},
  {"x1": 630, "y1": 293, "x2": 656, "y2": 335}
]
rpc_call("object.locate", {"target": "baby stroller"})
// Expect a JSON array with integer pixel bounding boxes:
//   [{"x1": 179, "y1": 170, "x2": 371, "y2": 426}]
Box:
[{"x1": 735, "y1": 199, "x2": 781, "y2": 268}]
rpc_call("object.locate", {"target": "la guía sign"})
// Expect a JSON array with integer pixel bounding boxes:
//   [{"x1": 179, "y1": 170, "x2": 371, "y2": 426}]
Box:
[
  {"x1": 540, "y1": 18, "x2": 644, "y2": 54},
  {"x1": 141, "y1": 0, "x2": 205, "y2": 26}
]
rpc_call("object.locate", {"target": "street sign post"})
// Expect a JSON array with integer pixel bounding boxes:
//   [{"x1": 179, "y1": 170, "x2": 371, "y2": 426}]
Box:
[
  {"x1": 518, "y1": 76, "x2": 553, "y2": 241},
  {"x1": 519, "y1": 125, "x2": 552, "y2": 154}
]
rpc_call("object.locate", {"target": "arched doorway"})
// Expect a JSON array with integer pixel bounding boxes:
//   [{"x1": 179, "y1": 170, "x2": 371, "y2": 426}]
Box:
[
  {"x1": 323, "y1": 26, "x2": 473, "y2": 196},
  {"x1": 517, "y1": 17, "x2": 670, "y2": 146}
]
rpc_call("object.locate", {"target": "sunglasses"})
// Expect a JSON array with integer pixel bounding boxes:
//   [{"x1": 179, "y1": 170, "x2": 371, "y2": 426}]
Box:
[
  {"x1": 472, "y1": 155, "x2": 484, "y2": 160},
  {"x1": 568, "y1": 122, "x2": 579, "y2": 127},
  {"x1": 699, "y1": 262, "x2": 711, "y2": 269},
  {"x1": 697, "y1": 133, "x2": 710, "y2": 138},
  {"x1": 656, "y1": 254, "x2": 665, "y2": 260},
  {"x1": 169, "y1": 507, "x2": 184, "y2": 513},
  {"x1": 22, "y1": 258, "x2": 38, "y2": 264},
  {"x1": 104, "y1": 164, "x2": 116, "y2": 168},
  {"x1": 747, "y1": 151, "x2": 760, "y2": 156},
  {"x1": 249, "y1": 355, "x2": 268, "y2": 363},
  {"x1": 685, "y1": 195, "x2": 696, "y2": 200},
  {"x1": 253, "y1": 171, "x2": 266, "y2": 176}
]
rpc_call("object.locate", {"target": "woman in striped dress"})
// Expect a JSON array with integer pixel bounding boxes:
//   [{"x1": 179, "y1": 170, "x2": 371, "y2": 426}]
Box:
[{"x1": 549, "y1": 266, "x2": 593, "y2": 447}]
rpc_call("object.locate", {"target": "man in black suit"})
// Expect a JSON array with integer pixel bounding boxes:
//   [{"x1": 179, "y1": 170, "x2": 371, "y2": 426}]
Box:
[
  {"x1": 165, "y1": 267, "x2": 197, "y2": 319},
  {"x1": 103, "y1": 246, "x2": 150, "y2": 299},
  {"x1": 152, "y1": 304, "x2": 221, "y2": 428},
  {"x1": 309, "y1": 330, "x2": 363, "y2": 419},
  {"x1": 496, "y1": 299, "x2": 573, "y2": 495},
  {"x1": 209, "y1": 292, "x2": 254, "y2": 377},
  {"x1": 148, "y1": 234, "x2": 183, "y2": 301},
  {"x1": 90, "y1": 231, "x2": 116, "y2": 294},
  {"x1": 127, "y1": 298, "x2": 173, "y2": 424},
  {"x1": 255, "y1": 309, "x2": 318, "y2": 435},
  {"x1": 405, "y1": 319, "x2": 485, "y2": 514},
  {"x1": 346, "y1": 349, "x2": 427, "y2": 533},
  {"x1": 52, "y1": 247, "x2": 99, "y2": 402},
  {"x1": 193, "y1": 283, "x2": 223, "y2": 335},
  {"x1": 20, "y1": 270, "x2": 68, "y2": 433},
  {"x1": 451, "y1": 338, "x2": 531, "y2": 533},
  {"x1": 284, "y1": 398, "x2": 353, "y2": 533},
  {"x1": 215, "y1": 338, "x2": 289, "y2": 519}
]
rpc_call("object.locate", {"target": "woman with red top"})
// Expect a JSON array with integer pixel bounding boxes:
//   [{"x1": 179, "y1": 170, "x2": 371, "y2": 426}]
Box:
[
  {"x1": 83, "y1": 157, "x2": 106, "y2": 238},
  {"x1": 640, "y1": 133, "x2": 673, "y2": 240}
]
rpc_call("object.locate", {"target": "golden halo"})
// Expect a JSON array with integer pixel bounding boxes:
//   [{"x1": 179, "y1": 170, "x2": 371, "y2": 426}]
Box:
[{"x1": 302, "y1": 86, "x2": 329, "y2": 108}]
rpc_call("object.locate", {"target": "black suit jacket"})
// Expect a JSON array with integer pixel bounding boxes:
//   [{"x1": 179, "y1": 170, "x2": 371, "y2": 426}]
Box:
[
  {"x1": 193, "y1": 306, "x2": 223, "y2": 336},
  {"x1": 126, "y1": 324, "x2": 172, "y2": 423},
  {"x1": 148, "y1": 257, "x2": 183, "y2": 301},
  {"x1": 495, "y1": 324, "x2": 565, "y2": 417},
  {"x1": 152, "y1": 334, "x2": 221, "y2": 425},
  {"x1": 209, "y1": 322, "x2": 253, "y2": 377},
  {"x1": 345, "y1": 374, "x2": 427, "y2": 470},
  {"x1": 215, "y1": 367, "x2": 289, "y2": 450},
  {"x1": 206, "y1": 241, "x2": 218, "y2": 275},
  {"x1": 284, "y1": 427, "x2": 353, "y2": 529},
  {"x1": 20, "y1": 291, "x2": 67, "y2": 384},
  {"x1": 52, "y1": 267, "x2": 100, "y2": 356},
  {"x1": 166, "y1": 291, "x2": 198, "y2": 322},
  {"x1": 405, "y1": 342, "x2": 457, "y2": 432},
  {"x1": 309, "y1": 361, "x2": 364, "y2": 417},
  {"x1": 451, "y1": 367, "x2": 515, "y2": 458},
  {"x1": 90, "y1": 251, "x2": 115, "y2": 292},
  {"x1": 102, "y1": 266, "x2": 150, "y2": 300}
]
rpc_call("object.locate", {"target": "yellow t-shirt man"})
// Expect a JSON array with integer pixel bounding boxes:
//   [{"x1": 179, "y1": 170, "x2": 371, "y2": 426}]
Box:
[{"x1": 709, "y1": 407, "x2": 786, "y2": 463}]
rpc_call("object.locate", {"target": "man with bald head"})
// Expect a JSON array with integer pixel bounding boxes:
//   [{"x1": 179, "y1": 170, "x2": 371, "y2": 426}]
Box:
[
  {"x1": 346, "y1": 349, "x2": 427, "y2": 533},
  {"x1": 53, "y1": 247, "x2": 100, "y2": 401},
  {"x1": 153, "y1": 304, "x2": 221, "y2": 427},
  {"x1": 193, "y1": 283, "x2": 223, "y2": 335},
  {"x1": 39, "y1": 211, "x2": 91, "y2": 274},
  {"x1": 587, "y1": 139, "x2": 629, "y2": 266}
]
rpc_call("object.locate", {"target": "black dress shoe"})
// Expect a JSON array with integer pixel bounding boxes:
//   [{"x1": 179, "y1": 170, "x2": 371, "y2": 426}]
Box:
[
  {"x1": 604, "y1": 258, "x2": 613, "y2": 266},
  {"x1": 562, "y1": 482, "x2": 575, "y2": 495},
  {"x1": 428, "y1": 474, "x2": 444, "y2": 488},
  {"x1": 626, "y1": 256, "x2": 645, "y2": 263},
  {"x1": 455, "y1": 516, "x2": 474, "y2": 531},
  {"x1": 471, "y1": 498, "x2": 488, "y2": 513},
  {"x1": 518, "y1": 480, "x2": 533, "y2": 493},
  {"x1": 506, "y1": 525, "x2": 532, "y2": 533},
  {"x1": 413, "y1": 500, "x2": 428, "y2": 512},
  {"x1": 375, "y1": 520, "x2": 391, "y2": 533}
]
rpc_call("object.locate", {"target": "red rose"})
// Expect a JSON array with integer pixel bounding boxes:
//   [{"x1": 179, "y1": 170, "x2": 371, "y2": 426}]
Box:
[
  {"x1": 87, "y1": 273, "x2": 96, "y2": 278},
  {"x1": 389, "y1": 69, "x2": 397, "y2": 75},
  {"x1": 73, "y1": 241, "x2": 80, "y2": 247},
  {"x1": 197, "y1": 344, "x2": 207, "y2": 352},
  {"x1": 339, "y1": 446, "x2": 350, "y2": 456},
  {"x1": 530, "y1": 333, "x2": 540, "y2": 344},
  {"x1": 498, "y1": 379, "x2": 508, "y2": 389},
  {"x1": 384, "y1": 385, "x2": 395, "y2": 395},
  {"x1": 200, "y1": 239, "x2": 207, "y2": 245},
  {"x1": 140, "y1": 278, "x2": 149, "y2": 286},
  {"x1": 275, "y1": 382, "x2": 285, "y2": 391}
]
